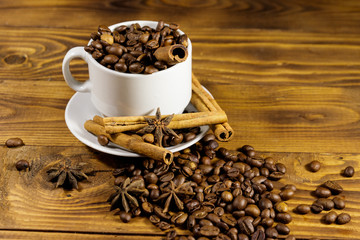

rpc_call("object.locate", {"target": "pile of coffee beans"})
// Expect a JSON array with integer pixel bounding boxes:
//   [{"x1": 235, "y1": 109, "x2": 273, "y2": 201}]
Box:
[
  {"x1": 109, "y1": 133, "x2": 296, "y2": 239},
  {"x1": 84, "y1": 21, "x2": 188, "y2": 74},
  {"x1": 294, "y1": 180, "x2": 351, "y2": 225}
]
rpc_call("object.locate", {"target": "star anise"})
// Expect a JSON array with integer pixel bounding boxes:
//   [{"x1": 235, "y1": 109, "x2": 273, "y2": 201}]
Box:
[
  {"x1": 137, "y1": 108, "x2": 178, "y2": 147},
  {"x1": 107, "y1": 177, "x2": 147, "y2": 213},
  {"x1": 156, "y1": 180, "x2": 195, "y2": 213},
  {"x1": 47, "y1": 159, "x2": 88, "y2": 189}
]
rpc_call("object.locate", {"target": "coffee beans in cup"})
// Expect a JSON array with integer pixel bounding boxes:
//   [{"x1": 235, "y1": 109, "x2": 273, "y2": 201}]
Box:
[{"x1": 84, "y1": 21, "x2": 188, "y2": 74}]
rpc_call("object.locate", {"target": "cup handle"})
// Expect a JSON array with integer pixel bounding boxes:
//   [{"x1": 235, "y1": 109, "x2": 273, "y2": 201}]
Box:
[{"x1": 62, "y1": 46, "x2": 92, "y2": 92}]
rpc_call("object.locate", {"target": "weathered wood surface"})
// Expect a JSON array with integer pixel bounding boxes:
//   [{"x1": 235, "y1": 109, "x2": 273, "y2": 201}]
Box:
[{"x1": 0, "y1": 0, "x2": 360, "y2": 239}]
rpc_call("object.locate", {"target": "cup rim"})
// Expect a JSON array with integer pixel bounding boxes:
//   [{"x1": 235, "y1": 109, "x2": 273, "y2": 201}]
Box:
[{"x1": 86, "y1": 20, "x2": 192, "y2": 78}]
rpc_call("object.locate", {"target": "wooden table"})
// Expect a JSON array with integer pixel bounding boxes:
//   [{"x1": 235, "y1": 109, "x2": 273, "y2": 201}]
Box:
[{"x1": 0, "y1": 0, "x2": 359, "y2": 239}]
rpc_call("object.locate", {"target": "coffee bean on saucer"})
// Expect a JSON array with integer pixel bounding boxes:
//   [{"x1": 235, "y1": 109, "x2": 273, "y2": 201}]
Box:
[{"x1": 97, "y1": 135, "x2": 109, "y2": 146}]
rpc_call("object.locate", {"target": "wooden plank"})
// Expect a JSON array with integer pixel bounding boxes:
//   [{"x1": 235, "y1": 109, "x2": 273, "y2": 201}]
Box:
[
  {"x1": 0, "y1": 26, "x2": 360, "y2": 153},
  {"x1": 0, "y1": 146, "x2": 359, "y2": 239},
  {"x1": 0, "y1": 230, "x2": 161, "y2": 240},
  {"x1": 0, "y1": 0, "x2": 360, "y2": 34}
]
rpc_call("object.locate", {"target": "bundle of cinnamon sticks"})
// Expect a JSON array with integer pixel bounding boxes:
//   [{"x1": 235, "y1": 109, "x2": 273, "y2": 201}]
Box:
[{"x1": 84, "y1": 73, "x2": 234, "y2": 164}]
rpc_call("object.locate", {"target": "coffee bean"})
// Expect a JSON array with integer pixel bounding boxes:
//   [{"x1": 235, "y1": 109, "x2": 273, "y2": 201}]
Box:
[
  {"x1": 114, "y1": 175, "x2": 126, "y2": 186},
  {"x1": 128, "y1": 62, "x2": 144, "y2": 73},
  {"x1": 238, "y1": 216, "x2": 254, "y2": 235},
  {"x1": 141, "y1": 202, "x2": 153, "y2": 215},
  {"x1": 322, "y1": 180, "x2": 343, "y2": 195},
  {"x1": 258, "y1": 198, "x2": 273, "y2": 210},
  {"x1": 232, "y1": 195, "x2": 248, "y2": 210},
  {"x1": 295, "y1": 204, "x2": 310, "y2": 214},
  {"x1": 199, "y1": 225, "x2": 220, "y2": 237},
  {"x1": 114, "y1": 62, "x2": 127, "y2": 72},
  {"x1": 281, "y1": 184, "x2": 297, "y2": 192},
  {"x1": 5, "y1": 137, "x2": 24, "y2": 147},
  {"x1": 119, "y1": 211, "x2": 131, "y2": 223},
  {"x1": 342, "y1": 166, "x2": 355, "y2": 177},
  {"x1": 274, "y1": 201, "x2": 288, "y2": 213},
  {"x1": 308, "y1": 160, "x2": 321, "y2": 172},
  {"x1": 275, "y1": 223, "x2": 290, "y2": 235},
  {"x1": 314, "y1": 186, "x2": 331, "y2": 198},
  {"x1": 184, "y1": 132, "x2": 196, "y2": 142},
  {"x1": 315, "y1": 198, "x2": 334, "y2": 211},
  {"x1": 279, "y1": 189, "x2": 294, "y2": 201},
  {"x1": 166, "y1": 230, "x2": 177, "y2": 240},
  {"x1": 310, "y1": 202, "x2": 323, "y2": 214},
  {"x1": 265, "y1": 227, "x2": 278, "y2": 238},
  {"x1": 221, "y1": 214, "x2": 237, "y2": 227},
  {"x1": 149, "y1": 214, "x2": 160, "y2": 224},
  {"x1": 323, "y1": 211, "x2": 337, "y2": 224},
  {"x1": 245, "y1": 204, "x2": 260, "y2": 218},
  {"x1": 221, "y1": 191, "x2": 233, "y2": 203},
  {"x1": 251, "y1": 229, "x2": 265, "y2": 240},
  {"x1": 97, "y1": 135, "x2": 109, "y2": 146},
  {"x1": 332, "y1": 196, "x2": 345, "y2": 209},
  {"x1": 285, "y1": 236, "x2": 296, "y2": 240},
  {"x1": 238, "y1": 234, "x2": 249, "y2": 240},
  {"x1": 15, "y1": 160, "x2": 30, "y2": 171},
  {"x1": 275, "y1": 213, "x2": 292, "y2": 224},
  {"x1": 336, "y1": 213, "x2": 351, "y2": 224},
  {"x1": 157, "y1": 221, "x2": 171, "y2": 230}
]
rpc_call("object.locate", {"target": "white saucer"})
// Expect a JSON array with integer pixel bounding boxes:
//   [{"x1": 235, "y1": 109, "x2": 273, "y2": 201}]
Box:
[{"x1": 65, "y1": 92, "x2": 210, "y2": 157}]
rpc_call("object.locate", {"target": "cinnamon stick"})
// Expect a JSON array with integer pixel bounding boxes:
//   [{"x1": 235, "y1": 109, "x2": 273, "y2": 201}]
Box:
[
  {"x1": 102, "y1": 111, "x2": 228, "y2": 134},
  {"x1": 153, "y1": 44, "x2": 188, "y2": 65},
  {"x1": 191, "y1": 73, "x2": 234, "y2": 141},
  {"x1": 84, "y1": 120, "x2": 173, "y2": 165}
]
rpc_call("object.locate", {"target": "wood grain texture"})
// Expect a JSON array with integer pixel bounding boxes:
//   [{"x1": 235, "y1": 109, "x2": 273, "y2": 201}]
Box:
[
  {"x1": 1, "y1": 0, "x2": 360, "y2": 239},
  {"x1": 0, "y1": 146, "x2": 359, "y2": 239}
]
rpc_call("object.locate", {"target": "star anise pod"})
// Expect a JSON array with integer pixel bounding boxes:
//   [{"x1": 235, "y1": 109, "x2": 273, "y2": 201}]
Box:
[
  {"x1": 107, "y1": 177, "x2": 147, "y2": 213},
  {"x1": 47, "y1": 159, "x2": 88, "y2": 189},
  {"x1": 156, "y1": 180, "x2": 195, "y2": 213},
  {"x1": 137, "y1": 108, "x2": 179, "y2": 147}
]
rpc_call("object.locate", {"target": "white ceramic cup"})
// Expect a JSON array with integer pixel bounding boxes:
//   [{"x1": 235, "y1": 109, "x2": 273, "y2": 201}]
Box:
[{"x1": 62, "y1": 20, "x2": 192, "y2": 117}]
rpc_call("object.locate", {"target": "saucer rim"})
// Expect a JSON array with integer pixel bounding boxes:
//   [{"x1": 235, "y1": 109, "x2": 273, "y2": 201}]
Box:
[{"x1": 64, "y1": 91, "x2": 210, "y2": 157}]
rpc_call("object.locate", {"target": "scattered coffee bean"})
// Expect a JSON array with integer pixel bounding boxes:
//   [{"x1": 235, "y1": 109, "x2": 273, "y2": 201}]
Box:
[
  {"x1": 314, "y1": 186, "x2": 331, "y2": 198},
  {"x1": 332, "y1": 196, "x2": 345, "y2": 209},
  {"x1": 119, "y1": 211, "x2": 132, "y2": 223},
  {"x1": 342, "y1": 166, "x2": 355, "y2": 177},
  {"x1": 310, "y1": 202, "x2": 323, "y2": 214},
  {"x1": 97, "y1": 135, "x2": 109, "y2": 146},
  {"x1": 15, "y1": 160, "x2": 30, "y2": 171},
  {"x1": 308, "y1": 160, "x2": 321, "y2": 172},
  {"x1": 280, "y1": 189, "x2": 294, "y2": 201},
  {"x1": 286, "y1": 236, "x2": 296, "y2": 240},
  {"x1": 336, "y1": 213, "x2": 351, "y2": 224},
  {"x1": 323, "y1": 211, "x2": 337, "y2": 224},
  {"x1": 275, "y1": 212, "x2": 292, "y2": 224},
  {"x1": 295, "y1": 204, "x2": 311, "y2": 214},
  {"x1": 322, "y1": 180, "x2": 343, "y2": 195},
  {"x1": 5, "y1": 137, "x2": 24, "y2": 148},
  {"x1": 275, "y1": 223, "x2": 290, "y2": 235},
  {"x1": 315, "y1": 198, "x2": 334, "y2": 211},
  {"x1": 274, "y1": 201, "x2": 289, "y2": 213}
]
